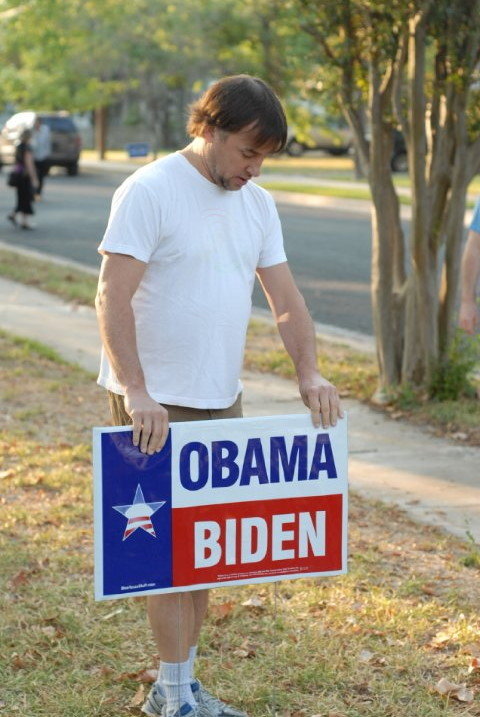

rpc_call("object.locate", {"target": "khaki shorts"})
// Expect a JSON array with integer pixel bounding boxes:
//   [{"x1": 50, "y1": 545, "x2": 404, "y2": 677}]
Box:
[{"x1": 108, "y1": 391, "x2": 243, "y2": 427}]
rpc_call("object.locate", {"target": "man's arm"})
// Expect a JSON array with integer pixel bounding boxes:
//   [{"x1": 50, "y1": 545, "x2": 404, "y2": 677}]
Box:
[
  {"x1": 95, "y1": 252, "x2": 169, "y2": 454},
  {"x1": 459, "y1": 230, "x2": 480, "y2": 334},
  {"x1": 256, "y1": 262, "x2": 343, "y2": 428}
]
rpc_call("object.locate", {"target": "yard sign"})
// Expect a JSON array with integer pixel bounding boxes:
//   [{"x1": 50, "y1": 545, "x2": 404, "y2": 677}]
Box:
[{"x1": 93, "y1": 413, "x2": 348, "y2": 600}]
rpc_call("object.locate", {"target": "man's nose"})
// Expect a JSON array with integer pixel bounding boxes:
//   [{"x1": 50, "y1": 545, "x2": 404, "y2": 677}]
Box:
[{"x1": 246, "y1": 158, "x2": 263, "y2": 177}]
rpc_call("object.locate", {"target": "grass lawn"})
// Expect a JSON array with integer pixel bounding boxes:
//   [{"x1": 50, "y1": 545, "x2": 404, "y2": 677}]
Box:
[{"x1": 1, "y1": 331, "x2": 480, "y2": 716}]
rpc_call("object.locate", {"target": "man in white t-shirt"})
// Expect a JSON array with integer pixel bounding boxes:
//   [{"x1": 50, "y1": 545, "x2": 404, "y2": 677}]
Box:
[{"x1": 96, "y1": 75, "x2": 343, "y2": 717}]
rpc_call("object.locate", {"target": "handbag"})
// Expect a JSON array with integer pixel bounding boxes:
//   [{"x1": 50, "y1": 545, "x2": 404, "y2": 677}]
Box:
[{"x1": 7, "y1": 164, "x2": 24, "y2": 188}]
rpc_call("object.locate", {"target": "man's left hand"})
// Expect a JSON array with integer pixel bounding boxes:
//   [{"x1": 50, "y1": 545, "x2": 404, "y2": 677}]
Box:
[{"x1": 299, "y1": 373, "x2": 344, "y2": 429}]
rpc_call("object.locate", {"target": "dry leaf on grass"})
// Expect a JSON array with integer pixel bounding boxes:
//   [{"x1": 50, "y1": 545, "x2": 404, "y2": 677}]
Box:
[
  {"x1": 116, "y1": 668, "x2": 157, "y2": 683},
  {"x1": 428, "y1": 630, "x2": 454, "y2": 649},
  {"x1": 101, "y1": 608, "x2": 124, "y2": 621},
  {"x1": 232, "y1": 639, "x2": 257, "y2": 658},
  {"x1": 241, "y1": 595, "x2": 265, "y2": 609},
  {"x1": 135, "y1": 669, "x2": 157, "y2": 683},
  {"x1": 210, "y1": 601, "x2": 235, "y2": 622},
  {"x1": 40, "y1": 625, "x2": 63, "y2": 640},
  {"x1": 9, "y1": 569, "x2": 37, "y2": 588},
  {"x1": 434, "y1": 678, "x2": 474, "y2": 702},
  {"x1": 129, "y1": 684, "x2": 145, "y2": 707},
  {"x1": 11, "y1": 654, "x2": 28, "y2": 670},
  {"x1": 468, "y1": 657, "x2": 480, "y2": 674}
]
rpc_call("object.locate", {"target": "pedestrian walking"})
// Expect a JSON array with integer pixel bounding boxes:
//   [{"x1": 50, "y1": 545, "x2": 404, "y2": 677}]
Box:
[
  {"x1": 95, "y1": 74, "x2": 343, "y2": 717},
  {"x1": 32, "y1": 116, "x2": 51, "y2": 199},
  {"x1": 7, "y1": 129, "x2": 38, "y2": 230}
]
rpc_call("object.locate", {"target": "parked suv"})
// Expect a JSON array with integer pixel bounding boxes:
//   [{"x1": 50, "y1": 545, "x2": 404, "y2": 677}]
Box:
[
  {"x1": 286, "y1": 117, "x2": 352, "y2": 157},
  {"x1": 0, "y1": 111, "x2": 81, "y2": 175}
]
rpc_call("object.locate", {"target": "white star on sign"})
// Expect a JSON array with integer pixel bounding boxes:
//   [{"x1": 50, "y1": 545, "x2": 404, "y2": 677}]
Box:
[{"x1": 113, "y1": 484, "x2": 165, "y2": 541}]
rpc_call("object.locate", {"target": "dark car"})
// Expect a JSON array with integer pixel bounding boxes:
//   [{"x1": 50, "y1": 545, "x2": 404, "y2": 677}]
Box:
[
  {"x1": 0, "y1": 111, "x2": 81, "y2": 175},
  {"x1": 391, "y1": 130, "x2": 407, "y2": 172}
]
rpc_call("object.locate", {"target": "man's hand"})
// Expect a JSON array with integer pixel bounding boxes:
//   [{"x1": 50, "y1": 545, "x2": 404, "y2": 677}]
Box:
[
  {"x1": 299, "y1": 373, "x2": 344, "y2": 429},
  {"x1": 459, "y1": 299, "x2": 479, "y2": 335},
  {"x1": 124, "y1": 387, "x2": 169, "y2": 454}
]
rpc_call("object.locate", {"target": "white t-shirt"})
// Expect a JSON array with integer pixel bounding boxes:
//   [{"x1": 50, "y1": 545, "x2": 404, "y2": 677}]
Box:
[
  {"x1": 97, "y1": 152, "x2": 287, "y2": 408},
  {"x1": 32, "y1": 124, "x2": 51, "y2": 161}
]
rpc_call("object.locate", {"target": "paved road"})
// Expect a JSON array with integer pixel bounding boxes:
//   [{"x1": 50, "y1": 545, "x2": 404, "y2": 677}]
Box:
[{"x1": 1, "y1": 166, "x2": 374, "y2": 334}]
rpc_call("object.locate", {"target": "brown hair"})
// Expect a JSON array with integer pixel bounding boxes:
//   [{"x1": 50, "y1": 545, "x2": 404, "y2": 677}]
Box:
[{"x1": 187, "y1": 75, "x2": 287, "y2": 152}]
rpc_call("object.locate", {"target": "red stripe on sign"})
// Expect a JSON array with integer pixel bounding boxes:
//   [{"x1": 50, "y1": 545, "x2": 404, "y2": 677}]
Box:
[
  {"x1": 172, "y1": 494, "x2": 343, "y2": 587},
  {"x1": 127, "y1": 516, "x2": 151, "y2": 525}
]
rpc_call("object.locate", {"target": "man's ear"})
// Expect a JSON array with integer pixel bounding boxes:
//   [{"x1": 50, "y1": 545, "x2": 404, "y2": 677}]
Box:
[{"x1": 203, "y1": 125, "x2": 215, "y2": 143}]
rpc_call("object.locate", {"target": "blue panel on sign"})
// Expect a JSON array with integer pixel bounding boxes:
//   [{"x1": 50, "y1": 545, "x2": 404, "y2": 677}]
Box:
[{"x1": 101, "y1": 430, "x2": 172, "y2": 596}]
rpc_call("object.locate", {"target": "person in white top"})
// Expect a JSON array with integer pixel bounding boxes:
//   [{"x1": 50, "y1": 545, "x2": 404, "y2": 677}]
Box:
[
  {"x1": 32, "y1": 116, "x2": 51, "y2": 197},
  {"x1": 96, "y1": 75, "x2": 343, "y2": 717},
  {"x1": 459, "y1": 200, "x2": 480, "y2": 334}
]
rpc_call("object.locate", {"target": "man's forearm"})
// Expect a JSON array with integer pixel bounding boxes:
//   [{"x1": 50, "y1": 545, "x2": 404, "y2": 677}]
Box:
[
  {"x1": 96, "y1": 292, "x2": 146, "y2": 392},
  {"x1": 275, "y1": 294, "x2": 319, "y2": 380}
]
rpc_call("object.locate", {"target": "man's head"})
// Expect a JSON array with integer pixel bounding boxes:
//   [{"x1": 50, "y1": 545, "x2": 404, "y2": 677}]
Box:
[
  {"x1": 187, "y1": 74, "x2": 287, "y2": 152},
  {"x1": 186, "y1": 75, "x2": 287, "y2": 191}
]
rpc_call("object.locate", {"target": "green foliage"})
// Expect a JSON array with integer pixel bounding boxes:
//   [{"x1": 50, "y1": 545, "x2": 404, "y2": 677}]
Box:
[
  {"x1": 429, "y1": 331, "x2": 480, "y2": 401},
  {"x1": 460, "y1": 530, "x2": 480, "y2": 569}
]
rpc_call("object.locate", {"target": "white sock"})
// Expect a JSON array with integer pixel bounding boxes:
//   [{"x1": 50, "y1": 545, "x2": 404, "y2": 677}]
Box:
[
  {"x1": 188, "y1": 645, "x2": 198, "y2": 682},
  {"x1": 158, "y1": 659, "x2": 195, "y2": 714}
]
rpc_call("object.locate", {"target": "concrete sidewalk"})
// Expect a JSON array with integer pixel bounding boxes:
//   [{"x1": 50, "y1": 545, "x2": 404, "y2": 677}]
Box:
[{"x1": 2, "y1": 275, "x2": 479, "y2": 544}]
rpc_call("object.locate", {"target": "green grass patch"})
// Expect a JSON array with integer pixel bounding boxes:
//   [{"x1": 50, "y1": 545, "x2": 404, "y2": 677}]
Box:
[
  {"x1": 260, "y1": 181, "x2": 375, "y2": 202},
  {"x1": 0, "y1": 248, "x2": 97, "y2": 305},
  {"x1": 1, "y1": 330, "x2": 480, "y2": 715}
]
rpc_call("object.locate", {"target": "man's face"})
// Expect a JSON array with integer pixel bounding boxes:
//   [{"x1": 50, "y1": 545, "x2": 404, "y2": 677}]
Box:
[{"x1": 203, "y1": 125, "x2": 275, "y2": 191}]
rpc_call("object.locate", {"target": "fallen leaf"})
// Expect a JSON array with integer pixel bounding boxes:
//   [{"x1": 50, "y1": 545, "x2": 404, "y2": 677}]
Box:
[
  {"x1": 468, "y1": 657, "x2": 480, "y2": 674},
  {"x1": 40, "y1": 624, "x2": 65, "y2": 640},
  {"x1": 11, "y1": 654, "x2": 27, "y2": 669},
  {"x1": 89, "y1": 665, "x2": 114, "y2": 677},
  {"x1": 241, "y1": 596, "x2": 265, "y2": 609},
  {"x1": 130, "y1": 684, "x2": 145, "y2": 707},
  {"x1": 0, "y1": 469, "x2": 14, "y2": 479},
  {"x1": 135, "y1": 669, "x2": 157, "y2": 683},
  {"x1": 429, "y1": 631, "x2": 452, "y2": 648},
  {"x1": 9, "y1": 570, "x2": 34, "y2": 588},
  {"x1": 210, "y1": 601, "x2": 235, "y2": 622},
  {"x1": 101, "y1": 608, "x2": 124, "y2": 621},
  {"x1": 435, "y1": 678, "x2": 474, "y2": 703}
]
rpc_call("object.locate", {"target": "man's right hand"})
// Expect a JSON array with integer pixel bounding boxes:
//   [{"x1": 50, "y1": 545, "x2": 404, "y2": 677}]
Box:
[{"x1": 124, "y1": 387, "x2": 169, "y2": 454}]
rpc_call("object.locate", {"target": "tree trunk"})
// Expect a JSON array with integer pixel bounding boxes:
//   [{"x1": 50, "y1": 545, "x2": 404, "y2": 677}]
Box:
[
  {"x1": 95, "y1": 106, "x2": 107, "y2": 160},
  {"x1": 368, "y1": 68, "x2": 406, "y2": 391},
  {"x1": 438, "y1": 103, "x2": 470, "y2": 354},
  {"x1": 402, "y1": 10, "x2": 438, "y2": 386}
]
